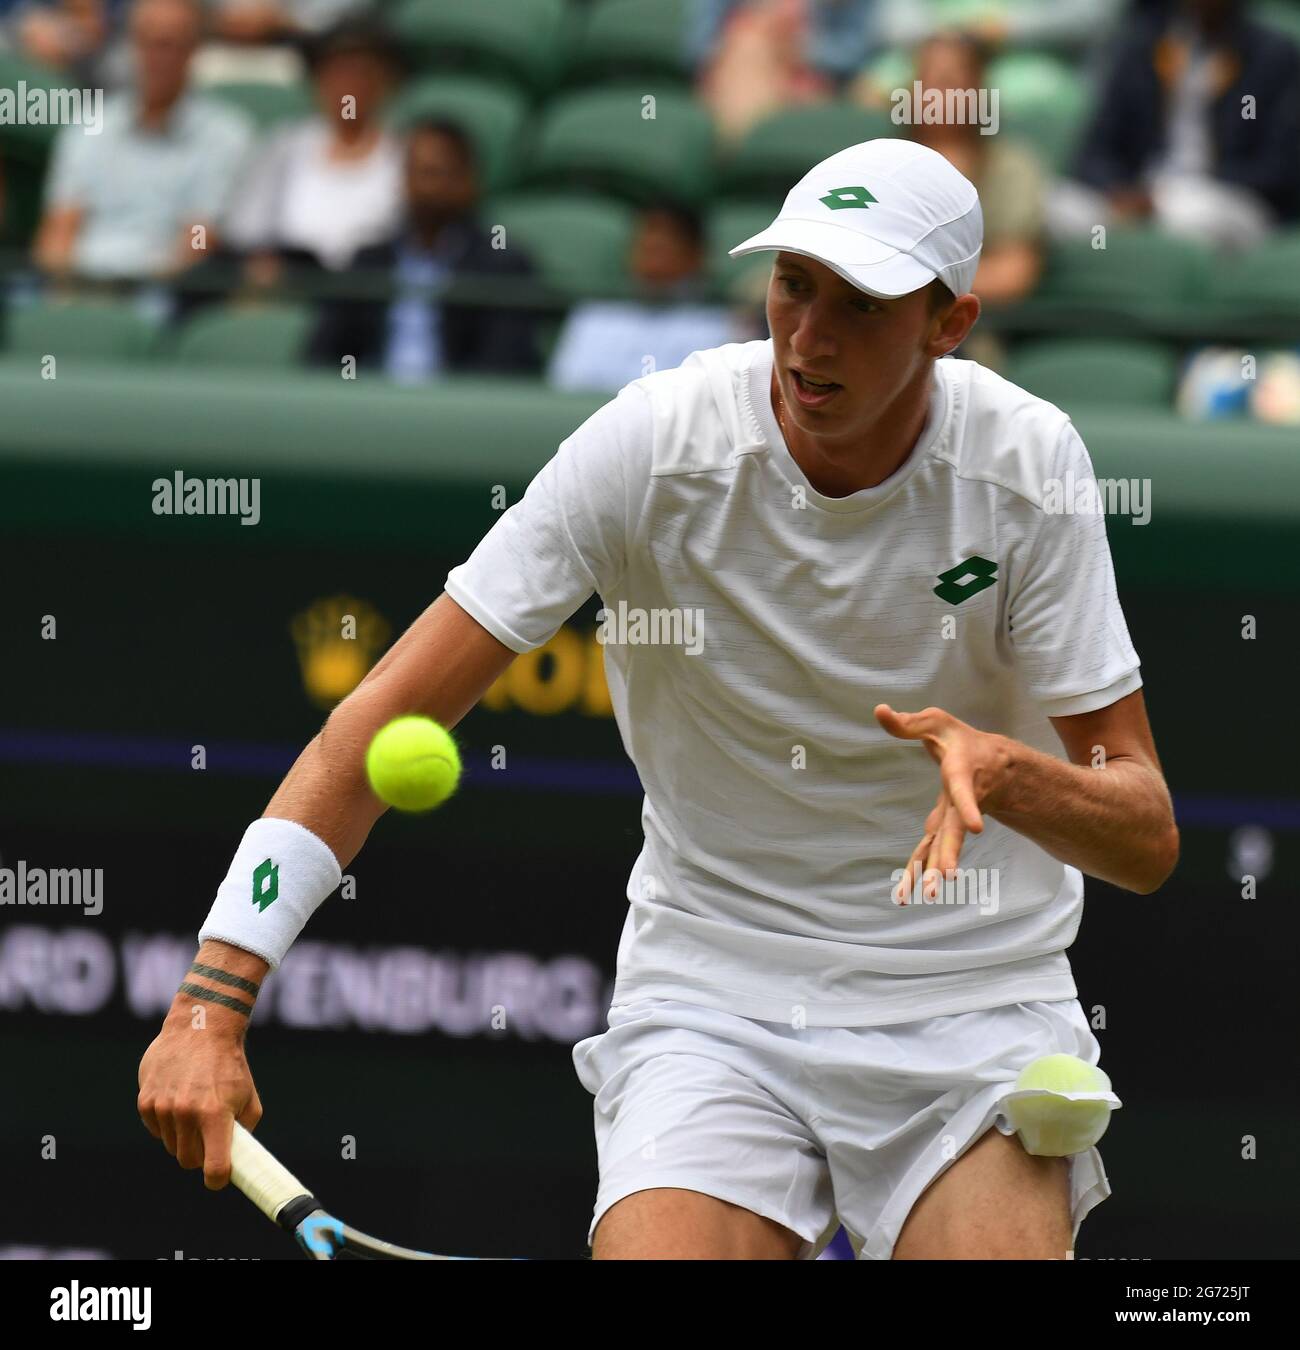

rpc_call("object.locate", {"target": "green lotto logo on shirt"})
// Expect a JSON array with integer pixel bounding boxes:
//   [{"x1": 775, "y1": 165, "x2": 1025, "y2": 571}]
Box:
[
  {"x1": 819, "y1": 185, "x2": 878, "y2": 211},
  {"x1": 252, "y1": 857, "x2": 279, "y2": 913},
  {"x1": 934, "y1": 556, "x2": 997, "y2": 605}
]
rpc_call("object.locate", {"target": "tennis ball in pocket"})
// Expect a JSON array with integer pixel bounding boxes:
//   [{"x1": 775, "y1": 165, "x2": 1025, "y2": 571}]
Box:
[
  {"x1": 1004, "y1": 1053, "x2": 1119, "y2": 1157},
  {"x1": 365, "y1": 716, "x2": 461, "y2": 812}
]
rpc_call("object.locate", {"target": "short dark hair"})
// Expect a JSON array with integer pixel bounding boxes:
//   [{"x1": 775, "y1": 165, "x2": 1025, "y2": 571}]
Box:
[
  {"x1": 926, "y1": 278, "x2": 956, "y2": 312},
  {"x1": 406, "y1": 118, "x2": 478, "y2": 173},
  {"x1": 305, "y1": 16, "x2": 403, "y2": 75},
  {"x1": 640, "y1": 201, "x2": 705, "y2": 249}
]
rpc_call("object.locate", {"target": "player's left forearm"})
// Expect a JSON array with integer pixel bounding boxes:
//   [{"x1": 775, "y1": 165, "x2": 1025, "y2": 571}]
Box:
[{"x1": 983, "y1": 736, "x2": 1179, "y2": 894}]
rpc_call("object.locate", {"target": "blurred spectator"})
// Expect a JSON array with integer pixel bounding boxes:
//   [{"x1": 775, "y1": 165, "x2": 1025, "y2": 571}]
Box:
[
  {"x1": 223, "y1": 17, "x2": 403, "y2": 276},
  {"x1": 190, "y1": 0, "x2": 369, "y2": 83},
  {"x1": 692, "y1": 0, "x2": 851, "y2": 145},
  {"x1": 873, "y1": 0, "x2": 1122, "y2": 52},
  {"x1": 906, "y1": 32, "x2": 1045, "y2": 307},
  {"x1": 209, "y1": 0, "x2": 367, "y2": 45},
  {"x1": 548, "y1": 202, "x2": 740, "y2": 393},
  {"x1": 1251, "y1": 351, "x2": 1300, "y2": 426},
  {"x1": 1175, "y1": 345, "x2": 1250, "y2": 418},
  {"x1": 1050, "y1": 0, "x2": 1300, "y2": 249},
  {"x1": 10, "y1": 0, "x2": 116, "y2": 86},
  {"x1": 1177, "y1": 345, "x2": 1300, "y2": 424},
  {"x1": 689, "y1": 0, "x2": 878, "y2": 90},
  {"x1": 306, "y1": 120, "x2": 543, "y2": 380},
  {"x1": 31, "y1": 0, "x2": 254, "y2": 282}
]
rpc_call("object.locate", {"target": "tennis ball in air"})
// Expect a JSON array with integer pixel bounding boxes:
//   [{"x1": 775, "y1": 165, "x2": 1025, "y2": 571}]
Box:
[
  {"x1": 1004, "y1": 1053, "x2": 1119, "y2": 1158},
  {"x1": 365, "y1": 716, "x2": 461, "y2": 812}
]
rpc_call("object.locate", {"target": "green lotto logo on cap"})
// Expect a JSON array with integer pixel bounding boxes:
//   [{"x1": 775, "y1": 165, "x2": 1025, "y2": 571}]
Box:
[
  {"x1": 819, "y1": 184, "x2": 878, "y2": 211},
  {"x1": 252, "y1": 857, "x2": 279, "y2": 913},
  {"x1": 934, "y1": 556, "x2": 997, "y2": 605}
]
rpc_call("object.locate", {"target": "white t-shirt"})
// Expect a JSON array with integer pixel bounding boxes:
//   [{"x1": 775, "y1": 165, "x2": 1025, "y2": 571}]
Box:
[
  {"x1": 224, "y1": 120, "x2": 403, "y2": 269},
  {"x1": 445, "y1": 339, "x2": 1142, "y2": 1027}
]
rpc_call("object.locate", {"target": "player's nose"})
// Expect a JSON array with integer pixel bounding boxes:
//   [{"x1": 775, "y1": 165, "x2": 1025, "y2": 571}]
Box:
[{"x1": 788, "y1": 306, "x2": 838, "y2": 361}]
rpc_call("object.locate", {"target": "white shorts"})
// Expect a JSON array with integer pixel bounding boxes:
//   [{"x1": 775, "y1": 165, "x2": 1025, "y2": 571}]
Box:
[{"x1": 572, "y1": 996, "x2": 1112, "y2": 1259}]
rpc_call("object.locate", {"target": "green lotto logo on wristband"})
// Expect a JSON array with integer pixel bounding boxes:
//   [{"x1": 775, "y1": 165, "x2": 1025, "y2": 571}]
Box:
[
  {"x1": 934, "y1": 556, "x2": 997, "y2": 605},
  {"x1": 252, "y1": 857, "x2": 279, "y2": 912}
]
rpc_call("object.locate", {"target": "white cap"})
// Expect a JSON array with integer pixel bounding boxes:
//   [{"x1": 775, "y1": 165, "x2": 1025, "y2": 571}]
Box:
[{"x1": 728, "y1": 139, "x2": 983, "y2": 299}]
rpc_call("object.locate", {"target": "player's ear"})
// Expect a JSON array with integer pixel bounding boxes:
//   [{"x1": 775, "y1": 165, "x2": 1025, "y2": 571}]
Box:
[{"x1": 926, "y1": 292, "x2": 980, "y2": 358}]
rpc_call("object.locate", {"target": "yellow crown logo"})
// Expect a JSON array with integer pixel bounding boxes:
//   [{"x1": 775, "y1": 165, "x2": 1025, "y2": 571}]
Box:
[{"x1": 290, "y1": 595, "x2": 391, "y2": 710}]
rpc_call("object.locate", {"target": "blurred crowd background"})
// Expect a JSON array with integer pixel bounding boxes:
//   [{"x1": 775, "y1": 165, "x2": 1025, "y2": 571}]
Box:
[{"x1": 1, "y1": 0, "x2": 1299, "y2": 418}]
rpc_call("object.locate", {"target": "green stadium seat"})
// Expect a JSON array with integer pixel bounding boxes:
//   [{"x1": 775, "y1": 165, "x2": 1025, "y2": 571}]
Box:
[
  {"x1": 0, "y1": 55, "x2": 85, "y2": 244},
  {"x1": 1209, "y1": 230, "x2": 1300, "y2": 311},
  {"x1": 0, "y1": 153, "x2": 47, "y2": 249},
  {"x1": 1256, "y1": 0, "x2": 1300, "y2": 48},
  {"x1": 1006, "y1": 339, "x2": 1178, "y2": 410},
  {"x1": 4, "y1": 300, "x2": 160, "y2": 361},
  {"x1": 1037, "y1": 228, "x2": 1213, "y2": 309},
  {"x1": 386, "y1": 76, "x2": 529, "y2": 192},
  {"x1": 520, "y1": 83, "x2": 716, "y2": 206},
  {"x1": 567, "y1": 0, "x2": 691, "y2": 86},
  {"x1": 708, "y1": 199, "x2": 782, "y2": 298},
  {"x1": 0, "y1": 53, "x2": 68, "y2": 155},
  {"x1": 205, "y1": 81, "x2": 314, "y2": 129},
  {"x1": 930, "y1": 0, "x2": 1017, "y2": 26},
  {"x1": 987, "y1": 52, "x2": 1088, "y2": 174},
  {"x1": 987, "y1": 51, "x2": 1083, "y2": 108},
  {"x1": 481, "y1": 191, "x2": 636, "y2": 299},
  {"x1": 170, "y1": 305, "x2": 313, "y2": 370},
  {"x1": 390, "y1": 0, "x2": 572, "y2": 95},
  {"x1": 718, "y1": 102, "x2": 898, "y2": 198}
]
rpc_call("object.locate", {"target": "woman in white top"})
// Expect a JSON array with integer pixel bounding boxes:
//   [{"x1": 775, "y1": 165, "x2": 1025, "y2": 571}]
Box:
[{"x1": 224, "y1": 17, "x2": 404, "y2": 273}]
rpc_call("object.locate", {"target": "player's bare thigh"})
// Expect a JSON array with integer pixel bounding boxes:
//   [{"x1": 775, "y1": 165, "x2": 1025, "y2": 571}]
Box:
[
  {"x1": 592, "y1": 1187, "x2": 804, "y2": 1259},
  {"x1": 893, "y1": 1125, "x2": 1072, "y2": 1259}
]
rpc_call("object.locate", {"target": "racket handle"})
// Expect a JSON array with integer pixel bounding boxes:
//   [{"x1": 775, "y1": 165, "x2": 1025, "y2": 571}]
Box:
[{"x1": 230, "y1": 1121, "x2": 312, "y2": 1224}]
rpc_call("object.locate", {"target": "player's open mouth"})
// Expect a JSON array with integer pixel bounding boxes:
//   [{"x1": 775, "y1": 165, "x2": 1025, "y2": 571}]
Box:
[{"x1": 790, "y1": 369, "x2": 842, "y2": 406}]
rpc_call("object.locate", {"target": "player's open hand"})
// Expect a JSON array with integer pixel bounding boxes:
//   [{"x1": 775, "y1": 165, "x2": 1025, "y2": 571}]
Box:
[{"x1": 873, "y1": 704, "x2": 1008, "y2": 903}]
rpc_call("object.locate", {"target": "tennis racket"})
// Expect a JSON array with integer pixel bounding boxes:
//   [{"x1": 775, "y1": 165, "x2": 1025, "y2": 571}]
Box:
[{"x1": 229, "y1": 1121, "x2": 482, "y2": 1260}]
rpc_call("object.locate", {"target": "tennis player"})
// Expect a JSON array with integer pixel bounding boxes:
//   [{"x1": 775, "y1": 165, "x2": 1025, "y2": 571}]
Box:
[{"x1": 138, "y1": 139, "x2": 1178, "y2": 1260}]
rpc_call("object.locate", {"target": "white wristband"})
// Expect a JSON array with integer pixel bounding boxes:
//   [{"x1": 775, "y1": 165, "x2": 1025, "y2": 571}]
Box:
[{"x1": 198, "y1": 818, "x2": 342, "y2": 972}]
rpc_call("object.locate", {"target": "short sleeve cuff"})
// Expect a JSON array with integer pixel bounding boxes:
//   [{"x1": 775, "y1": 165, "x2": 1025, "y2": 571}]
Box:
[
  {"x1": 1036, "y1": 666, "x2": 1143, "y2": 719},
  {"x1": 443, "y1": 573, "x2": 545, "y2": 654}
]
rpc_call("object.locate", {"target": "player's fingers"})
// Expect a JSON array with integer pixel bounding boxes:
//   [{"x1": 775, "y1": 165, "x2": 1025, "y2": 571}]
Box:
[
  {"x1": 923, "y1": 786, "x2": 946, "y2": 836},
  {"x1": 945, "y1": 764, "x2": 984, "y2": 835},
  {"x1": 201, "y1": 1112, "x2": 234, "y2": 1191},
  {"x1": 933, "y1": 797, "x2": 968, "y2": 879},
  {"x1": 154, "y1": 1101, "x2": 179, "y2": 1157},
  {"x1": 874, "y1": 703, "x2": 927, "y2": 738},
  {"x1": 237, "y1": 1083, "x2": 263, "y2": 1132},
  {"x1": 950, "y1": 777, "x2": 982, "y2": 837},
  {"x1": 175, "y1": 1110, "x2": 205, "y2": 1171},
  {"x1": 137, "y1": 1092, "x2": 162, "y2": 1142},
  {"x1": 874, "y1": 703, "x2": 900, "y2": 731},
  {"x1": 921, "y1": 799, "x2": 963, "y2": 894},
  {"x1": 895, "y1": 832, "x2": 934, "y2": 902},
  {"x1": 922, "y1": 828, "x2": 943, "y2": 899}
]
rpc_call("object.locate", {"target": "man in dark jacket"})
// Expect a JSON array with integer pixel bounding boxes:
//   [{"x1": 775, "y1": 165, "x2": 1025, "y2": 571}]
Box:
[
  {"x1": 307, "y1": 118, "x2": 543, "y2": 377},
  {"x1": 1052, "y1": 0, "x2": 1300, "y2": 247}
]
